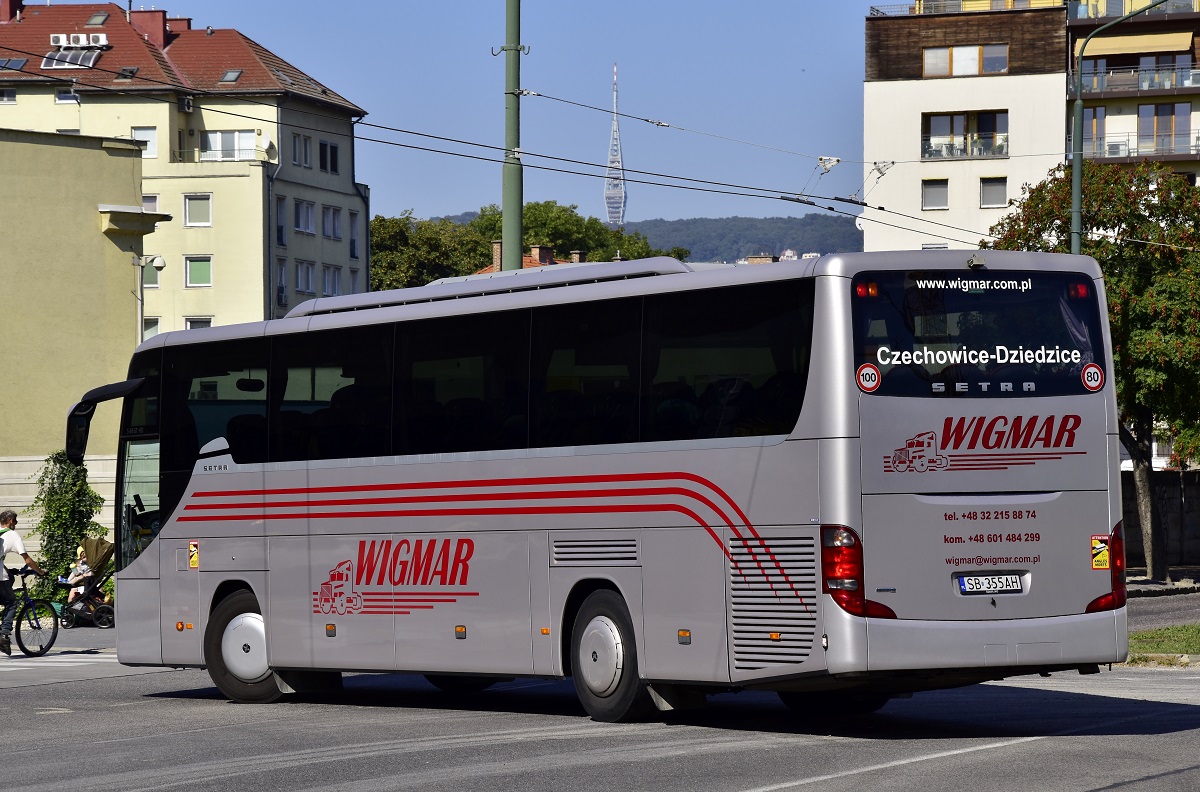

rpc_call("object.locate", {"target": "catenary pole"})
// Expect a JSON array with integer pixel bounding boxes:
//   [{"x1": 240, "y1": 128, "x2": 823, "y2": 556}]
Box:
[
  {"x1": 1072, "y1": 0, "x2": 1169, "y2": 254},
  {"x1": 502, "y1": 0, "x2": 524, "y2": 270}
]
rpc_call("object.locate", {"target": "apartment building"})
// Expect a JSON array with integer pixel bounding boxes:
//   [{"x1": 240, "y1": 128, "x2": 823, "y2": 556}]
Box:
[
  {"x1": 0, "y1": 0, "x2": 370, "y2": 336},
  {"x1": 863, "y1": 0, "x2": 1200, "y2": 252}
]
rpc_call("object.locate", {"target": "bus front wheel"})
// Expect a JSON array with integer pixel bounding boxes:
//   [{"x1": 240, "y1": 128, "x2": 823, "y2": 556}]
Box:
[
  {"x1": 570, "y1": 589, "x2": 652, "y2": 723},
  {"x1": 203, "y1": 589, "x2": 282, "y2": 703}
]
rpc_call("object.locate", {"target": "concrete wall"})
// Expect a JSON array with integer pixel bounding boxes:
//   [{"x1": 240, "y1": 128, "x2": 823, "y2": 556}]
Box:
[{"x1": 1122, "y1": 470, "x2": 1200, "y2": 567}]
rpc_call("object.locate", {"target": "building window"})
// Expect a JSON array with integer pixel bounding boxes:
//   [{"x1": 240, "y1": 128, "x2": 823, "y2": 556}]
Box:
[
  {"x1": 922, "y1": 179, "x2": 949, "y2": 210},
  {"x1": 1084, "y1": 107, "x2": 1108, "y2": 156},
  {"x1": 142, "y1": 317, "x2": 160, "y2": 340},
  {"x1": 131, "y1": 126, "x2": 157, "y2": 158},
  {"x1": 142, "y1": 258, "x2": 160, "y2": 288},
  {"x1": 55, "y1": 90, "x2": 79, "y2": 103},
  {"x1": 322, "y1": 264, "x2": 342, "y2": 297},
  {"x1": 319, "y1": 140, "x2": 339, "y2": 174},
  {"x1": 56, "y1": 128, "x2": 80, "y2": 135},
  {"x1": 275, "y1": 195, "x2": 287, "y2": 246},
  {"x1": 294, "y1": 200, "x2": 315, "y2": 234},
  {"x1": 276, "y1": 258, "x2": 288, "y2": 308},
  {"x1": 1138, "y1": 102, "x2": 1191, "y2": 155},
  {"x1": 185, "y1": 256, "x2": 213, "y2": 287},
  {"x1": 923, "y1": 44, "x2": 1008, "y2": 78},
  {"x1": 922, "y1": 110, "x2": 1008, "y2": 158},
  {"x1": 350, "y1": 269, "x2": 360, "y2": 293},
  {"x1": 302, "y1": 136, "x2": 312, "y2": 168},
  {"x1": 296, "y1": 260, "x2": 316, "y2": 294},
  {"x1": 322, "y1": 206, "x2": 342, "y2": 239},
  {"x1": 183, "y1": 194, "x2": 212, "y2": 226},
  {"x1": 291, "y1": 132, "x2": 301, "y2": 165},
  {"x1": 142, "y1": 194, "x2": 158, "y2": 212},
  {"x1": 349, "y1": 211, "x2": 360, "y2": 259},
  {"x1": 921, "y1": 243, "x2": 950, "y2": 250},
  {"x1": 980, "y1": 177, "x2": 1008, "y2": 208},
  {"x1": 185, "y1": 317, "x2": 212, "y2": 330},
  {"x1": 200, "y1": 129, "x2": 255, "y2": 161},
  {"x1": 0, "y1": 89, "x2": 14, "y2": 104}
]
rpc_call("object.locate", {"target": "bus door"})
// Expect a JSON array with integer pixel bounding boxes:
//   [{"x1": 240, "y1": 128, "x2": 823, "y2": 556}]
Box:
[{"x1": 852, "y1": 268, "x2": 1117, "y2": 631}]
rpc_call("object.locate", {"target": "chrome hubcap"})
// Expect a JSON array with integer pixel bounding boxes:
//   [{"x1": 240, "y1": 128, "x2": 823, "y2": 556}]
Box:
[{"x1": 221, "y1": 612, "x2": 269, "y2": 683}]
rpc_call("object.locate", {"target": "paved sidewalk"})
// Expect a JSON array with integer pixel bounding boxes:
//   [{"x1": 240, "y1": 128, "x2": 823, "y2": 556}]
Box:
[{"x1": 1127, "y1": 567, "x2": 1200, "y2": 598}]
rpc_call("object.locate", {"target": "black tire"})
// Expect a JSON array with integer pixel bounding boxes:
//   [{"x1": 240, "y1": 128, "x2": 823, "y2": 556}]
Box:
[
  {"x1": 60, "y1": 608, "x2": 78, "y2": 629},
  {"x1": 570, "y1": 589, "x2": 653, "y2": 723},
  {"x1": 16, "y1": 599, "x2": 59, "y2": 657},
  {"x1": 203, "y1": 589, "x2": 282, "y2": 703},
  {"x1": 424, "y1": 674, "x2": 506, "y2": 694},
  {"x1": 93, "y1": 604, "x2": 115, "y2": 629},
  {"x1": 778, "y1": 690, "x2": 890, "y2": 716}
]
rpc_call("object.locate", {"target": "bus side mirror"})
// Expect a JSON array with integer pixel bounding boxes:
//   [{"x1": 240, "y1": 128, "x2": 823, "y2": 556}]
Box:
[{"x1": 65, "y1": 401, "x2": 97, "y2": 467}]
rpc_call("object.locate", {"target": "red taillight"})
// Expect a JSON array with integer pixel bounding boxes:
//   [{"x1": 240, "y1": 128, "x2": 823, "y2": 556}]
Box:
[
  {"x1": 821, "y1": 526, "x2": 897, "y2": 619},
  {"x1": 1068, "y1": 282, "x2": 1090, "y2": 299},
  {"x1": 1086, "y1": 521, "x2": 1127, "y2": 613},
  {"x1": 855, "y1": 281, "x2": 879, "y2": 298}
]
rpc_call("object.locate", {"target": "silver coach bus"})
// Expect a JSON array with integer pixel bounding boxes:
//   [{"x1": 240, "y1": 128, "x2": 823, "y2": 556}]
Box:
[{"x1": 65, "y1": 250, "x2": 1126, "y2": 721}]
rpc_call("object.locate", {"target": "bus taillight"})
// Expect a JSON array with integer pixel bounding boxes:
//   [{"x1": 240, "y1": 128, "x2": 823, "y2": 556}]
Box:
[
  {"x1": 821, "y1": 526, "x2": 897, "y2": 619},
  {"x1": 1067, "y1": 282, "x2": 1090, "y2": 299},
  {"x1": 1086, "y1": 521, "x2": 1127, "y2": 613}
]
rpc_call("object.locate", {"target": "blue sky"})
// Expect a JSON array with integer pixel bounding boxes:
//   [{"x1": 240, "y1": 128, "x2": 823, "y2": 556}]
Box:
[{"x1": 164, "y1": 0, "x2": 878, "y2": 222}]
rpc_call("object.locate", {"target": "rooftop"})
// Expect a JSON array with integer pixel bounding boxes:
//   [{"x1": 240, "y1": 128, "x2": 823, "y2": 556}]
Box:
[{"x1": 869, "y1": 0, "x2": 1200, "y2": 20}]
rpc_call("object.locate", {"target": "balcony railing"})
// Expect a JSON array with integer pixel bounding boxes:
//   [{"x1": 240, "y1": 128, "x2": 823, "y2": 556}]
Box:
[
  {"x1": 870, "y1": 1, "x2": 1199, "y2": 17},
  {"x1": 171, "y1": 147, "x2": 263, "y2": 163},
  {"x1": 1071, "y1": 65, "x2": 1200, "y2": 94},
  {"x1": 921, "y1": 132, "x2": 1009, "y2": 158},
  {"x1": 1070, "y1": 130, "x2": 1200, "y2": 157}
]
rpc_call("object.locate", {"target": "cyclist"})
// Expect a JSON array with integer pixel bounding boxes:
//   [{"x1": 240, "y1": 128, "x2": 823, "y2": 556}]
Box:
[{"x1": 0, "y1": 510, "x2": 47, "y2": 656}]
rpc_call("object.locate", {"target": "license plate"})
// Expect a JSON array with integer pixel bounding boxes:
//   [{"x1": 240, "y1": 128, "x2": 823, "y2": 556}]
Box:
[{"x1": 958, "y1": 574, "x2": 1022, "y2": 595}]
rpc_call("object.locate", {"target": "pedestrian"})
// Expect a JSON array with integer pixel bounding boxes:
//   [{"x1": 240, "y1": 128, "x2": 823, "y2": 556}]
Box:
[{"x1": 0, "y1": 509, "x2": 47, "y2": 656}]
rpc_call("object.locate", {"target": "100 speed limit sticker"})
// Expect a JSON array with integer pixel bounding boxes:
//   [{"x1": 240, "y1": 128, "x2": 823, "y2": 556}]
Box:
[{"x1": 856, "y1": 363, "x2": 881, "y2": 393}]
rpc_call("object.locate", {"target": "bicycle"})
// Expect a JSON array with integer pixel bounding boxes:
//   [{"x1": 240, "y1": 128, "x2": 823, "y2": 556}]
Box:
[{"x1": 4, "y1": 567, "x2": 58, "y2": 657}]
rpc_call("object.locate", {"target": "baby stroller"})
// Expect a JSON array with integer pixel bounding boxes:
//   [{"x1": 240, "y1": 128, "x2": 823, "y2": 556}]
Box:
[{"x1": 56, "y1": 536, "x2": 115, "y2": 629}]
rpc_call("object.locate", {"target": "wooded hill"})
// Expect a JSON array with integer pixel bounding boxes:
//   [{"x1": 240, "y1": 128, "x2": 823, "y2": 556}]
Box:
[{"x1": 624, "y1": 214, "x2": 862, "y2": 262}]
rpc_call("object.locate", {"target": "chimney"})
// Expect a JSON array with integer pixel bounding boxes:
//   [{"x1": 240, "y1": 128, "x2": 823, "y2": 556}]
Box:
[
  {"x1": 166, "y1": 16, "x2": 192, "y2": 32},
  {"x1": 570, "y1": 250, "x2": 583, "y2": 264},
  {"x1": 491, "y1": 240, "x2": 502, "y2": 271},
  {"x1": 130, "y1": 9, "x2": 168, "y2": 49},
  {"x1": 530, "y1": 244, "x2": 554, "y2": 266},
  {"x1": 0, "y1": 0, "x2": 23, "y2": 24}
]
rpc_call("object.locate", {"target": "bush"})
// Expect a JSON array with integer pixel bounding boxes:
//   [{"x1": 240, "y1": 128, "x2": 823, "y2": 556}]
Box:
[{"x1": 27, "y1": 450, "x2": 106, "y2": 599}]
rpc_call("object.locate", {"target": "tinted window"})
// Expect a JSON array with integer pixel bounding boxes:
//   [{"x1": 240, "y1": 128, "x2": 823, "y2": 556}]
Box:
[
  {"x1": 270, "y1": 325, "x2": 394, "y2": 462},
  {"x1": 852, "y1": 270, "x2": 1106, "y2": 398},
  {"x1": 531, "y1": 299, "x2": 641, "y2": 448},
  {"x1": 396, "y1": 310, "x2": 530, "y2": 454},
  {"x1": 643, "y1": 280, "x2": 813, "y2": 440}
]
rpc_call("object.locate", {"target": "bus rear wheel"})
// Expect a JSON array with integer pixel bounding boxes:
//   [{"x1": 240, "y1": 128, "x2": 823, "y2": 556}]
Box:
[
  {"x1": 570, "y1": 589, "x2": 652, "y2": 723},
  {"x1": 203, "y1": 589, "x2": 282, "y2": 703}
]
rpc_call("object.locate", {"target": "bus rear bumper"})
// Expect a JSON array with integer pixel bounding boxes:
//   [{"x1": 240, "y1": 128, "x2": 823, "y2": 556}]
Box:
[{"x1": 864, "y1": 608, "x2": 1128, "y2": 672}]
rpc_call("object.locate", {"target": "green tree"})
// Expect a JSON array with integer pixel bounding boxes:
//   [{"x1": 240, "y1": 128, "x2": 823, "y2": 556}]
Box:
[
  {"x1": 988, "y1": 162, "x2": 1200, "y2": 581},
  {"x1": 369, "y1": 212, "x2": 489, "y2": 290},
  {"x1": 27, "y1": 450, "x2": 107, "y2": 598}
]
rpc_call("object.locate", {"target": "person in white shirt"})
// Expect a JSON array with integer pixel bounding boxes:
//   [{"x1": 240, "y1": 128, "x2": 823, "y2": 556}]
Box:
[{"x1": 0, "y1": 510, "x2": 47, "y2": 656}]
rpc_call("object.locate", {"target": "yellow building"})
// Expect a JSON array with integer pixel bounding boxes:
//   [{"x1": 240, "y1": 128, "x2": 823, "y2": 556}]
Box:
[
  {"x1": 0, "y1": 1, "x2": 370, "y2": 339},
  {"x1": 0, "y1": 127, "x2": 165, "y2": 532}
]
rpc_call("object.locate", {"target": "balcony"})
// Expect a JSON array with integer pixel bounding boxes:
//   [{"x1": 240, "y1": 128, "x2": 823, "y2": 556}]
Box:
[
  {"x1": 170, "y1": 147, "x2": 266, "y2": 164},
  {"x1": 1070, "y1": 130, "x2": 1200, "y2": 157},
  {"x1": 921, "y1": 132, "x2": 1010, "y2": 158},
  {"x1": 869, "y1": 0, "x2": 1199, "y2": 17},
  {"x1": 1071, "y1": 65, "x2": 1200, "y2": 95}
]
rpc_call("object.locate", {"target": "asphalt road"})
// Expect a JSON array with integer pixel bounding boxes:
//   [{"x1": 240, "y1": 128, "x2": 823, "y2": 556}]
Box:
[{"x1": 6, "y1": 664, "x2": 1200, "y2": 792}]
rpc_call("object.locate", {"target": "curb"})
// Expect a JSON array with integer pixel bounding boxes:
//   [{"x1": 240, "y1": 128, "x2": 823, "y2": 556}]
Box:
[{"x1": 1127, "y1": 584, "x2": 1200, "y2": 598}]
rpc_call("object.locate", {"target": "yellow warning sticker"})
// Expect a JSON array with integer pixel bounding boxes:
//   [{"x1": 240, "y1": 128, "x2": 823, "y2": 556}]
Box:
[
  {"x1": 1091, "y1": 535, "x2": 1110, "y2": 570},
  {"x1": 188, "y1": 540, "x2": 199, "y2": 570}
]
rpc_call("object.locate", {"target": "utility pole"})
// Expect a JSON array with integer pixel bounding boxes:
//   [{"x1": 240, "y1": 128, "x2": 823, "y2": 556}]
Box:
[
  {"x1": 1072, "y1": 0, "x2": 1169, "y2": 254},
  {"x1": 501, "y1": 0, "x2": 524, "y2": 270}
]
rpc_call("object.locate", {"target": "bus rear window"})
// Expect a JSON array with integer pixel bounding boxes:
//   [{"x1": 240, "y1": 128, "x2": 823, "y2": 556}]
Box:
[{"x1": 852, "y1": 270, "x2": 1106, "y2": 397}]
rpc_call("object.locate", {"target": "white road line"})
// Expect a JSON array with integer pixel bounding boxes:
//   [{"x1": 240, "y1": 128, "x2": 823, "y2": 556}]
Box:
[{"x1": 737, "y1": 709, "x2": 1180, "y2": 792}]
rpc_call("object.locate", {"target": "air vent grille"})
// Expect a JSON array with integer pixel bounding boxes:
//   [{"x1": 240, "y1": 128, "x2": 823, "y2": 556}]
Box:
[
  {"x1": 552, "y1": 538, "x2": 638, "y2": 565},
  {"x1": 729, "y1": 536, "x2": 818, "y2": 671}
]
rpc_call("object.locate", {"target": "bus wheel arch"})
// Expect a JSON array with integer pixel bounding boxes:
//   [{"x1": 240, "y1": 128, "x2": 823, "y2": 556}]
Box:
[
  {"x1": 203, "y1": 586, "x2": 282, "y2": 703},
  {"x1": 567, "y1": 587, "x2": 653, "y2": 722}
]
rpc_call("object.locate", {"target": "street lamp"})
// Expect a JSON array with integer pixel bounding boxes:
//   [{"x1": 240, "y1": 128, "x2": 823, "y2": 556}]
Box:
[
  {"x1": 1071, "y1": 0, "x2": 1171, "y2": 254},
  {"x1": 133, "y1": 254, "x2": 166, "y2": 343}
]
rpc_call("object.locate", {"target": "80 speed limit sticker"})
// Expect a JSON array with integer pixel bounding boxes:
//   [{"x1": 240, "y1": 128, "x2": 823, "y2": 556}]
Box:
[
  {"x1": 1081, "y1": 362, "x2": 1104, "y2": 392},
  {"x1": 857, "y1": 363, "x2": 881, "y2": 393}
]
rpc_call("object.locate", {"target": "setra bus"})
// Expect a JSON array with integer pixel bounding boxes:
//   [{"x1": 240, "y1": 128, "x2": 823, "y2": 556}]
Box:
[{"x1": 64, "y1": 250, "x2": 1126, "y2": 721}]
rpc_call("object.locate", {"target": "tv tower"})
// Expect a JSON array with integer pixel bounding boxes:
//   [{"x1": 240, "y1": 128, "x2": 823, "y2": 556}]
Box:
[{"x1": 604, "y1": 63, "x2": 627, "y2": 226}]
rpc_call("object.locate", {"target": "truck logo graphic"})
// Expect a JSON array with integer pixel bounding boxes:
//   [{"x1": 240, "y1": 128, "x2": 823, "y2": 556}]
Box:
[
  {"x1": 890, "y1": 431, "x2": 950, "y2": 473},
  {"x1": 318, "y1": 560, "x2": 363, "y2": 615}
]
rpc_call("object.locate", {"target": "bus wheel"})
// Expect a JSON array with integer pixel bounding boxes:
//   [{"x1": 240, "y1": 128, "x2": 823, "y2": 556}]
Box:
[
  {"x1": 203, "y1": 589, "x2": 282, "y2": 703},
  {"x1": 424, "y1": 675, "x2": 507, "y2": 694},
  {"x1": 778, "y1": 690, "x2": 890, "y2": 716},
  {"x1": 570, "y1": 590, "x2": 652, "y2": 723}
]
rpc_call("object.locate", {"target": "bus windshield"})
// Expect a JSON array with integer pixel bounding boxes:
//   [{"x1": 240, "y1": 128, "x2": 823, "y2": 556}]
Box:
[{"x1": 852, "y1": 270, "x2": 1106, "y2": 398}]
